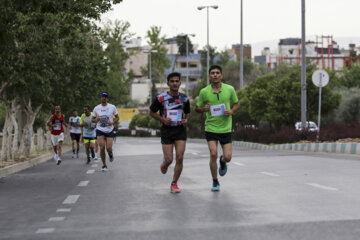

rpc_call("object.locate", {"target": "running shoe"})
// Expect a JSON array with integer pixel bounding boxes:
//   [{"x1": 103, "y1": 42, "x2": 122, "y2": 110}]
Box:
[
  {"x1": 211, "y1": 182, "x2": 220, "y2": 192},
  {"x1": 72, "y1": 153, "x2": 75, "y2": 159},
  {"x1": 170, "y1": 182, "x2": 181, "y2": 193},
  {"x1": 160, "y1": 160, "x2": 169, "y2": 174},
  {"x1": 56, "y1": 159, "x2": 62, "y2": 165},
  {"x1": 101, "y1": 165, "x2": 108, "y2": 172},
  {"x1": 86, "y1": 157, "x2": 91, "y2": 164},
  {"x1": 53, "y1": 154, "x2": 58, "y2": 161},
  {"x1": 218, "y1": 155, "x2": 227, "y2": 177}
]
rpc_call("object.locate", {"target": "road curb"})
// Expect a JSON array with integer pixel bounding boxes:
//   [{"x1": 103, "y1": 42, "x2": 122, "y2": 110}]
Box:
[
  {"x1": 189, "y1": 138, "x2": 360, "y2": 156},
  {"x1": 0, "y1": 146, "x2": 72, "y2": 179}
]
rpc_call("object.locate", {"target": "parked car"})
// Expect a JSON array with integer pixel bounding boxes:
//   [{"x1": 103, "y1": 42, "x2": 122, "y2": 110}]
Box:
[{"x1": 295, "y1": 121, "x2": 318, "y2": 132}]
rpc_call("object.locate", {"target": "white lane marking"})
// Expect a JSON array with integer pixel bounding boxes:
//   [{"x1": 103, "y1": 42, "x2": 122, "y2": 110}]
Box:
[
  {"x1": 48, "y1": 217, "x2": 65, "y2": 222},
  {"x1": 86, "y1": 169, "x2": 95, "y2": 174},
  {"x1": 260, "y1": 172, "x2": 280, "y2": 177},
  {"x1": 232, "y1": 162, "x2": 245, "y2": 166},
  {"x1": 63, "y1": 195, "x2": 80, "y2": 204},
  {"x1": 306, "y1": 183, "x2": 338, "y2": 191},
  {"x1": 78, "y1": 181, "x2": 89, "y2": 187},
  {"x1": 57, "y1": 208, "x2": 71, "y2": 212},
  {"x1": 36, "y1": 228, "x2": 55, "y2": 234},
  {"x1": 91, "y1": 164, "x2": 98, "y2": 168}
]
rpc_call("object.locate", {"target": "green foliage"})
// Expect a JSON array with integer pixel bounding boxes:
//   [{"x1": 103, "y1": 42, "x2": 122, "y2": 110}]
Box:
[
  {"x1": 176, "y1": 35, "x2": 194, "y2": 56},
  {"x1": 232, "y1": 64, "x2": 341, "y2": 129},
  {"x1": 129, "y1": 114, "x2": 160, "y2": 129},
  {"x1": 101, "y1": 20, "x2": 135, "y2": 106},
  {"x1": 145, "y1": 26, "x2": 171, "y2": 100},
  {"x1": 339, "y1": 65, "x2": 360, "y2": 88}
]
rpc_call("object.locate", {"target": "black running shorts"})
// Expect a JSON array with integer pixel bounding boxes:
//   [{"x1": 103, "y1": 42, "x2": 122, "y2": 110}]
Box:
[
  {"x1": 205, "y1": 131, "x2": 232, "y2": 145},
  {"x1": 70, "y1": 133, "x2": 81, "y2": 142},
  {"x1": 161, "y1": 126, "x2": 187, "y2": 145},
  {"x1": 96, "y1": 129, "x2": 116, "y2": 138}
]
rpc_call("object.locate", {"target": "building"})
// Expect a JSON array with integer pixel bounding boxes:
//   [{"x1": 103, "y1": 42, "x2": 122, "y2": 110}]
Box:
[
  {"x1": 228, "y1": 44, "x2": 252, "y2": 60},
  {"x1": 254, "y1": 36, "x2": 352, "y2": 71}
]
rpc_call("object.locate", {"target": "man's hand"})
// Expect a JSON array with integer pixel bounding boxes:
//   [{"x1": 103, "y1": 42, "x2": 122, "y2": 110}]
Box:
[
  {"x1": 224, "y1": 109, "x2": 233, "y2": 116},
  {"x1": 182, "y1": 119, "x2": 188, "y2": 126},
  {"x1": 162, "y1": 117, "x2": 172, "y2": 125},
  {"x1": 202, "y1": 104, "x2": 210, "y2": 112},
  {"x1": 108, "y1": 120, "x2": 114, "y2": 126}
]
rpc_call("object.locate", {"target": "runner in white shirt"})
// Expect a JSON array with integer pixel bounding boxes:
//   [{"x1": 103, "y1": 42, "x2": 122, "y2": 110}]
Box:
[
  {"x1": 69, "y1": 110, "x2": 81, "y2": 158},
  {"x1": 92, "y1": 92, "x2": 119, "y2": 171}
]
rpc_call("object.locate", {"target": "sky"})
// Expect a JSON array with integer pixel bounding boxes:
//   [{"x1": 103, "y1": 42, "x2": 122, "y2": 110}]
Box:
[{"x1": 101, "y1": 0, "x2": 360, "y2": 56}]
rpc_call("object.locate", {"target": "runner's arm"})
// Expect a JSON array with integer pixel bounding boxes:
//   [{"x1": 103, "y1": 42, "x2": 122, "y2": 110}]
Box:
[
  {"x1": 224, "y1": 102, "x2": 240, "y2": 116},
  {"x1": 149, "y1": 111, "x2": 171, "y2": 125},
  {"x1": 46, "y1": 115, "x2": 54, "y2": 130}
]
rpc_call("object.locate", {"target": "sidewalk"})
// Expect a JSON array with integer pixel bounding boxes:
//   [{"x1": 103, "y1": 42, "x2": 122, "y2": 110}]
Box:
[
  {"x1": 189, "y1": 139, "x2": 360, "y2": 156},
  {"x1": 0, "y1": 146, "x2": 71, "y2": 179}
]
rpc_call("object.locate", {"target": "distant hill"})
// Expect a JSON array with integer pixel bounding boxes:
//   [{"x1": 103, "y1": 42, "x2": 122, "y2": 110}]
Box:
[{"x1": 251, "y1": 36, "x2": 360, "y2": 58}]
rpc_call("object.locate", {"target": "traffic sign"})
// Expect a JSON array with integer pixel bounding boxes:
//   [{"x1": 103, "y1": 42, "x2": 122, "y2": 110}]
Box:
[{"x1": 312, "y1": 70, "x2": 329, "y2": 87}]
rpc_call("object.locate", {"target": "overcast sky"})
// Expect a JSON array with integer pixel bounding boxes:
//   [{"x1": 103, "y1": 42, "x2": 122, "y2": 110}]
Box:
[{"x1": 101, "y1": 0, "x2": 360, "y2": 55}]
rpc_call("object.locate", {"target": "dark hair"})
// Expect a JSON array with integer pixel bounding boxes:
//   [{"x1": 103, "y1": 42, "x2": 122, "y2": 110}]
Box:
[
  {"x1": 209, "y1": 65, "x2": 222, "y2": 74},
  {"x1": 84, "y1": 105, "x2": 91, "y2": 110},
  {"x1": 73, "y1": 109, "x2": 77, "y2": 112},
  {"x1": 167, "y1": 72, "x2": 181, "y2": 82}
]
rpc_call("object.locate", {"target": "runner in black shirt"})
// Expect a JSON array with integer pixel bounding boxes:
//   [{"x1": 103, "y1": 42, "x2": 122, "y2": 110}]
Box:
[{"x1": 150, "y1": 72, "x2": 190, "y2": 193}]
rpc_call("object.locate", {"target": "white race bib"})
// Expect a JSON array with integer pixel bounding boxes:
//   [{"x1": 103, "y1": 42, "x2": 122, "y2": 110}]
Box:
[
  {"x1": 53, "y1": 123, "x2": 61, "y2": 130},
  {"x1": 167, "y1": 110, "x2": 182, "y2": 123},
  {"x1": 210, "y1": 104, "x2": 225, "y2": 117}
]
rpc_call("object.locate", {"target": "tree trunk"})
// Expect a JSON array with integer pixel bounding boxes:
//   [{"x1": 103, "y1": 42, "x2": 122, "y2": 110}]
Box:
[
  {"x1": 1, "y1": 113, "x2": 12, "y2": 163},
  {"x1": 19, "y1": 98, "x2": 42, "y2": 158},
  {"x1": 36, "y1": 128, "x2": 45, "y2": 151},
  {"x1": 9, "y1": 99, "x2": 20, "y2": 160}
]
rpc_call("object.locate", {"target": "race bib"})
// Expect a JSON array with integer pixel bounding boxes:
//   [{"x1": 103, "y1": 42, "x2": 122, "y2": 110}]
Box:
[
  {"x1": 53, "y1": 123, "x2": 61, "y2": 130},
  {"x1": 167, "y1": 110, "x2": 182, "y2": 123},
  {"x1": 210, "y1": 104, "x2": 225, "y2": 117},
  {"x1": 99, "y1": 116, "x2": 109, "y2": 128}
]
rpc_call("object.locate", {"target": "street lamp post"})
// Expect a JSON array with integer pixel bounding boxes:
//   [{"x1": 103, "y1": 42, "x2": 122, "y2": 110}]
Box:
[
  {"x1": 197, "y1": 5, "x2": 218, "y2": 85},
  {"x1": 143, "y1": 49, "x2": 158, "y2": 104},
  {"x1": 239, "y1": 0, "x2": 244, "y2": 89},
  {"x1": 301, "y1": 0, "x2": 307, "y2": 129}
]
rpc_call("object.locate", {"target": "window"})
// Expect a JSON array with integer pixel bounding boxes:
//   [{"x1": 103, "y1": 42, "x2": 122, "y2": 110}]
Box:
[
  {"x1": 180, "y1": 62, "x2": 187, "y2": 68},
  {"x1": 190, "y1": 63, "x2": 197, "y2": 68}
]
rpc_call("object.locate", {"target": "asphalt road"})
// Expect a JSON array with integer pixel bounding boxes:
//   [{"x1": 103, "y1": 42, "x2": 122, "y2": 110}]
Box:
[{"x1": 1, "y1": 137, "x2": 360, "y2": 240}]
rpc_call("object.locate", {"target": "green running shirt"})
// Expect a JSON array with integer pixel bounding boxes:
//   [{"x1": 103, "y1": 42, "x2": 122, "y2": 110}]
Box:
[{"x1": 197, "y1": 83, "x2": 238, "y2": 133}]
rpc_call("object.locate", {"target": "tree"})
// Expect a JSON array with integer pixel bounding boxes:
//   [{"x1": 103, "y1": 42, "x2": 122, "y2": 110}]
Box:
[
  {"x1": 145, "y1": 26, "x2": 171, "y2": 101},
  {"x1": 176, "y1": 35, "x2": 194, "y2": 56},
  {"x1": 0, "y1": 0, "x2": 123, "y2": 161},
  {"x1": 101, "y1": 20, "x2": 135, "y2": 106}
]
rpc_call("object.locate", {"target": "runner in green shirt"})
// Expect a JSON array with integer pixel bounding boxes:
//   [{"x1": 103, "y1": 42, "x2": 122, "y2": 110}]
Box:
[{"x1": 195, "y1": 65, "x2": 240, "y2": 192}]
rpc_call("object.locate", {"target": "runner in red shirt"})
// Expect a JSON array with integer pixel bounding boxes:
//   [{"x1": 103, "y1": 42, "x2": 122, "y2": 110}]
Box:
[{"x1": 46, "y1": 106, "x2": 68, "y2": 165}]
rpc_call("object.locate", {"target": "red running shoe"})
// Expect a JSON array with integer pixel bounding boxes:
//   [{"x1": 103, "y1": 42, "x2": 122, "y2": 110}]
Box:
[
  {"x1": 170, "y1": 182, "x2": 181, "y2": 193},
  {"x1": 160, "y1": 160, "x2": 169, "y2": 174}
]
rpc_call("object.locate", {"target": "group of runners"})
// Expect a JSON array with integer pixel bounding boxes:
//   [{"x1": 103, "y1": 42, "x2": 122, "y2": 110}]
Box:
[
  {"x1": 46, "y1": 92, "x2": 119, "y2": 171},
  {"x1": 149, "y1": 65, "x2": 239, "y2": 193},
  {"x1": 46, "y1": 64, "x2": 239, "y2": 193}
]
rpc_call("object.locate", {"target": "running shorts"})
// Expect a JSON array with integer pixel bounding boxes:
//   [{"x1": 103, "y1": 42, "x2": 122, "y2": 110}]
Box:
[
  {"x1": 160, "y1": 126, "x2": 187, "y2": 145},
  {"x1": 70, "y1": 133, "x2": 81, "y2": 142},
  {"x1": 205, "y1": 132, "x2": 232, "y2": 145},
  {"x1": 83, "y1": 137, "x2": 96, "y2": 144},
  {"x1": 51, "y1": 133, "x2": 64, "y2": 146},
  {"x1": 96, "y1": 129, "x2": 116, "y2": 138}
]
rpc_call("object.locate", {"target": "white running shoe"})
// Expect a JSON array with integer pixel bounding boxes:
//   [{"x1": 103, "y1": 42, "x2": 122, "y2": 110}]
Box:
[{"x1": 54, "y1": 154, "x2": 58, "y2": 161}]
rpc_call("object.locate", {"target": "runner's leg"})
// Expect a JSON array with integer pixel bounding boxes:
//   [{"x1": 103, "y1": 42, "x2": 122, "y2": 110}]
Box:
[
  {"x1": 173, "y1": 140, "x2": 185, "y2": 182},
  {"x1": 220, "y1": 143, "x2": 232, "y2": 163},
  {"x1": 57, "y1": 141, "x2": 63, "y2": 159},
  {"x1": 162, "y1": 144, "x2": 174, "y2": 166},
  {"x1": 207, "y1": 141, "x2": 218, "y2": 179},
  {"x1": 97, "y1": 135, "x2": 106, "y2": 166}
]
